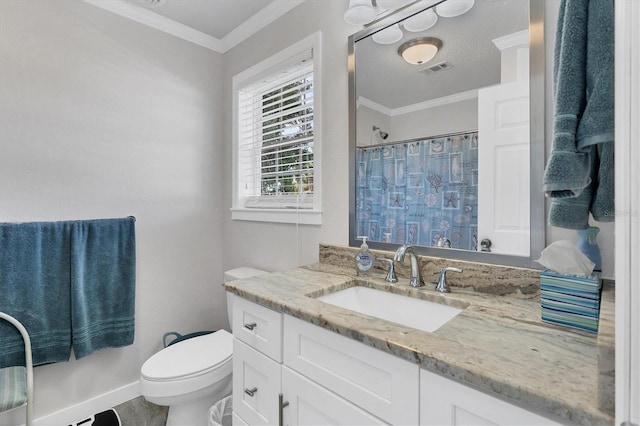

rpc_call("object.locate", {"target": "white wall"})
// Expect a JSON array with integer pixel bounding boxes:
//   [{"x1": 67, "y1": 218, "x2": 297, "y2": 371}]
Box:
[
  {"x1": 0, "y1": 0, "x2": 224, "y2": 420},
  {"x1": 222, "y1": 0, "x2": 353, "y2": 273}
]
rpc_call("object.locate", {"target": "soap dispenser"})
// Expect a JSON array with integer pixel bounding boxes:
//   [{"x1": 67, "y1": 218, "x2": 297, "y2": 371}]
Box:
[{"x1": 355, "y1": 236, "x2": 374, "y2": 277}]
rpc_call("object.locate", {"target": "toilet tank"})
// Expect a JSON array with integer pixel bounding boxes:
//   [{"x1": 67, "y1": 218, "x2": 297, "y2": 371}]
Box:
[{"x1": 224, "y1": 267, "x2": 267, "y2": 331}]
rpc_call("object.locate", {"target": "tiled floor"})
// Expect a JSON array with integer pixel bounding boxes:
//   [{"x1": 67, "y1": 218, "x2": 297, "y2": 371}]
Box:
[{"x1": 113, "y1": 396, "x2": 168, "y2": 426}]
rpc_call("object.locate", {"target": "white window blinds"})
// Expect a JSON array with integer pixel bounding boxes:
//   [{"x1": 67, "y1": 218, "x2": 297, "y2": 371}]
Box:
[{"x1": 237, "y1": 52, "x2": 314, "y2": 209}]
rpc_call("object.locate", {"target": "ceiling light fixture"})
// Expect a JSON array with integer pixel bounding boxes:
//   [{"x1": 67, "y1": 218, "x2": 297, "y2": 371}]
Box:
[
  {"x1": 372, "y1": 24, "x2": 404, "y2": 44},
  {"x1": 398, "y1": 37, "x2": 442, "y2": 65},
  {"x1": 403, "y1": 8, "x2": 438, "y2": 32},
  {"x1": 435, "y1": 0, "x2": 475, "y2": 18},
  {"x1": 344, "y1": 0, "x2": 377, "y2": 26}
]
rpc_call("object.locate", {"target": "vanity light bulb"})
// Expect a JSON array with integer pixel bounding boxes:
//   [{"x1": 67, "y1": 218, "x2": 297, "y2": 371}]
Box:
[
  {"x1": 403, "y1": 8, "x2": 438, "y2": 32},
  {"x1": 372, "y1": 24, "x2": 404, "y2": 44},
  {"x1": 344, "y1": 0, "x2": 377, "y2": 25},
  {"x1": 435, "y1": 0, "x2": 475, "y2": 18}
]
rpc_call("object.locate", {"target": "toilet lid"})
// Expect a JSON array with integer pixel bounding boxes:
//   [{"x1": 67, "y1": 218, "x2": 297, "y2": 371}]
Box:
[{"x1": 141, "y1": 329, "x2": 233, "y2": 381}]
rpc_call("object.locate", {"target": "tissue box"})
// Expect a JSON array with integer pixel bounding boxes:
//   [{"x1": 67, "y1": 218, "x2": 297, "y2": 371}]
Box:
[{"x1": 540, "y1": 269, "x2": 602, "y2": 333}]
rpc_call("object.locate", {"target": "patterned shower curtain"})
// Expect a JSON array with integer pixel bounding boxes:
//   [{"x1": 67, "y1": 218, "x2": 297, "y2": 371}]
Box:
[{"x1": 356, "y1": 131, "x2": 479, "y2": 250}]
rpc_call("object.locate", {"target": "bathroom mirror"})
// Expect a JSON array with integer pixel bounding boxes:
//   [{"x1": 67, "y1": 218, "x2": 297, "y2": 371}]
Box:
[{"x1": 348, "y1": 0, "x2": 545, "y2": 268}]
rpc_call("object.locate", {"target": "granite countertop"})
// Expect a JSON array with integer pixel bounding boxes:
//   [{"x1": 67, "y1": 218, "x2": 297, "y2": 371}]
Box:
[{"x1": 226, "y1": 259, "x2": 614, "y2": 425}]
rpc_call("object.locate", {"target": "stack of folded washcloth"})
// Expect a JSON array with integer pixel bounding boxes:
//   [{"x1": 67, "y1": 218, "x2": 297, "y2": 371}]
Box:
[{"x1": 540, "y1": 269, "x2": 602, "y2": 333}]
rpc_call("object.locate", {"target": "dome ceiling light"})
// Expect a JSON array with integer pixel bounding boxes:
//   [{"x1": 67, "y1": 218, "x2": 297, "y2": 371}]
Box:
[{"x1": 397, "y1": 37, "x2": 442, "y2": 65}]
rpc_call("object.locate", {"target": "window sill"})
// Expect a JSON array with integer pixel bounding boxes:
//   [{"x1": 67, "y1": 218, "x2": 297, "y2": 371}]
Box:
[{"x1": 231, "y1": 208, "x2": 322, "y2": 225}]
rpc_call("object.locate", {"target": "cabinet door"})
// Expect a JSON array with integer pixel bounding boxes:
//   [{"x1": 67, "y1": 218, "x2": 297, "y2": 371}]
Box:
[
  {"x1": 281, "y1": 366, "x2": 387, "y2": 426},
  {"x1": 283, "y1": 315, "x2": 419, "y2": 425},
  {"x1": 233, "y1": 339, "x2": 281, "y2": 426},
  {"x1": 420, "y1": 369, "x2": 561, "y2": 425}
]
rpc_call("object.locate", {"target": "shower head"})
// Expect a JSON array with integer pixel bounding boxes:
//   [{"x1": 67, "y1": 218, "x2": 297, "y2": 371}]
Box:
[{"x1": 372, "y1": 126, "x2": 389, "y2": 140}]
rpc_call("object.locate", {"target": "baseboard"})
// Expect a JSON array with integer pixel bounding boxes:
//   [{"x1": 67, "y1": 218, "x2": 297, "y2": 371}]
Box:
[{"x1": 34, "y1": 381, "x2": 141, "y2": 426}]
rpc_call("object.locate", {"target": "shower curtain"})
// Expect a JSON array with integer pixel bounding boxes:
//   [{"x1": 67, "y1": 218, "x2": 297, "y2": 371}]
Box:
[{"x1": 356, "y1": 131, "x2": 478, "y2": 250}]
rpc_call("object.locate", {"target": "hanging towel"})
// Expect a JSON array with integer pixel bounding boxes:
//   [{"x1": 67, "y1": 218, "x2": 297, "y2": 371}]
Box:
[
  {"x1": 70, "y1": 217, "x2": 136, "y2": 359},
  {"x1": 543, "y1": 0, "x2": 615, "y2": 229},
  {"x1": 0, "y1": 221, "x2": 73, "y2": 367}
]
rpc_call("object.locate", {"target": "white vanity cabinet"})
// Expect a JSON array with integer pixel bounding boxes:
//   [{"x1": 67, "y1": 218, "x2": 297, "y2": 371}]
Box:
[
  {"x1": 420, "y1": 369, "x2": 562, "y2": 425},
  {"x1": 231, "y1": 295, "x2": 561, "y2": 426},
  {"x1": 231, "y1": 295, "x2": 397, "y2": 425}
]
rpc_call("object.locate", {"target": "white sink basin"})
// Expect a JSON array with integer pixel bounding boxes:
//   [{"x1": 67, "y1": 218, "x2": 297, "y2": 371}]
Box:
[{"x1": 317, "y1": 286, "x2": 463, "y2": 333}]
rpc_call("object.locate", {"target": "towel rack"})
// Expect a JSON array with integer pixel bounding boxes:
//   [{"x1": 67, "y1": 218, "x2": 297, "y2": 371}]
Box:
[{"x1": 0, "y1": 312, "x2": 34, "y2": 426}]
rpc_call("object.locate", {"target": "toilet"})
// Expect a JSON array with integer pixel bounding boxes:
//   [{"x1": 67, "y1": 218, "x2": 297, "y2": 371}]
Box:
[{"x1": 140, "y1": 267, "x2": 267, "y2": 426}]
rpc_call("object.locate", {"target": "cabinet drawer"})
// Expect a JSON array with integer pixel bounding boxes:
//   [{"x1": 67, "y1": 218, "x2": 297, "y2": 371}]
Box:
[
  {"x1": 232, "y1": 339, "x2": 281, "y2": 426},
  {"x1": 232, "y1": 295, "x2": 283, "y2": 361},
  {"x1": 420, "y1": 369, "x2": 561, "y2": 425},
  {"x1": 283, "y1": 315, "x2": 419, "y2": 425},
  {"x1": 282, "y1": 366, "x2": 386, "y2": 425}
]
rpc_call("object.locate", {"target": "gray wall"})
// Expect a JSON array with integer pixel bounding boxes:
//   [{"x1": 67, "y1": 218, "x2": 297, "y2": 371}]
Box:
[{"x1": 0, "y1": 0, "x2": 225, "y2": 419}]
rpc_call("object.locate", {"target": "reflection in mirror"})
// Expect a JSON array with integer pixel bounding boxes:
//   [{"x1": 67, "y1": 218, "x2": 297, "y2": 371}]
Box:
[{"x1": 348, "y1": 0, "x2": 546, "y2": 268}]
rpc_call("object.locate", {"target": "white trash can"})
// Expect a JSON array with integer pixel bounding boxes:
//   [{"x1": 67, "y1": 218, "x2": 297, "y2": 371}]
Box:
[{"x1": 208, "y1": 395, "x2": 233, "y2": 426}]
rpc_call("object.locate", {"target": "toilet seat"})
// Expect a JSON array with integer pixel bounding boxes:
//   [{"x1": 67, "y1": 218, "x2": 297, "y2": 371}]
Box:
[{"x1": 141, "y1": 329, "x2": 233, "y2": 382}]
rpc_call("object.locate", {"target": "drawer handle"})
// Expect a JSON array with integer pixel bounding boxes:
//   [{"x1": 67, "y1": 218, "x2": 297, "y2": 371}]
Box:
[
  {"x1": 244, "y1": 387, "x2": 258, "y2": 397},
  {"x1": 243, "y1": 322, "x2": 257, "y2": 331},
  {"x1": 279, "y1": 393, "x2": 289, "y2": 426}
]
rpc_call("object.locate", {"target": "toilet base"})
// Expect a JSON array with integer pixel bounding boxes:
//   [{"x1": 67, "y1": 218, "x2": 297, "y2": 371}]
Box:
[{"x1": 165, "y1": 379, "x2": 232, "y2": 426}]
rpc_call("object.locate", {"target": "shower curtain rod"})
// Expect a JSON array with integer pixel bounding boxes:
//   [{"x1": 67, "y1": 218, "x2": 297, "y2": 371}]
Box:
[{"x1": 358, "y1": 129, "x2": 477, "y2": 150}]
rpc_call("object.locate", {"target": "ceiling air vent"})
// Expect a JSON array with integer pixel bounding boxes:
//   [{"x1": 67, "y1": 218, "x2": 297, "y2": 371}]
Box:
[{"x1": 420, "y1": 61, "x2": 453, "y2": 75}]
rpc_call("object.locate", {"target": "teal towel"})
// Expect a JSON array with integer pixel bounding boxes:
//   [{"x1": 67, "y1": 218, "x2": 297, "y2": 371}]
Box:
[
  {"x1": 0, "y1": 221, "x2": 73, "y2": 367},
  {"x1": 543, "y1": 0, "x2": 614, "y2": 229},
  {"x1": 71, "y1": 217, "x2": 136, "y2": 359},
  {"x1": 0, "y1": 217, "x2": 136, "y2": 367}
]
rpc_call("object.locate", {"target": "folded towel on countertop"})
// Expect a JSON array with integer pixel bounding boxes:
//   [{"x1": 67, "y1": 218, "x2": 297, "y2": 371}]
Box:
[{"x1": 0, "y1": 221, "x2": 73, "y2": 367}]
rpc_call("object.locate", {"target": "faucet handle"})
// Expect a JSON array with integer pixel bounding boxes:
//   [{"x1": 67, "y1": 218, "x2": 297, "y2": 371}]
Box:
[
  {"x1": 435, "y1": 267, "x2": 463, "y2": 293},
  {"x1": 377, "y1": 257, "x2": 398, "y2": 283}
]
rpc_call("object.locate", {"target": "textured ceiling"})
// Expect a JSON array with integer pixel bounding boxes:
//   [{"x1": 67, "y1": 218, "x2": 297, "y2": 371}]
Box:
[{"x1": 356, "y1": 0, "x2": 529, "y2": 110}]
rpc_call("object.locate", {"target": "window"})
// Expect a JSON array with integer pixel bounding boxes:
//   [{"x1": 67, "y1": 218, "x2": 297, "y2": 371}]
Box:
[{"x1": 232, "y1": 33, "x2": 322, "y2": 224}]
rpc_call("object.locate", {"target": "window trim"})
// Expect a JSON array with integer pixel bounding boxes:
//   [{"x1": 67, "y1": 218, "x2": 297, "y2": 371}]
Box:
[{"x1": 231, "y1": 32, "x2": 322, "y2": 225}]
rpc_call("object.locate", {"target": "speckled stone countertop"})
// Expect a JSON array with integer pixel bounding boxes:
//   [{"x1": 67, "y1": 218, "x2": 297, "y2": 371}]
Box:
[{"x1": 225, "y1": 245, "x2": 615, "y2": 425}]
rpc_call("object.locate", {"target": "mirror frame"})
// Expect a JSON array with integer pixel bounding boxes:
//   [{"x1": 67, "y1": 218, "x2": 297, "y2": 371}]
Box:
[{"x1": 348, "y1": 0, "x2": 545, "y2": 268}]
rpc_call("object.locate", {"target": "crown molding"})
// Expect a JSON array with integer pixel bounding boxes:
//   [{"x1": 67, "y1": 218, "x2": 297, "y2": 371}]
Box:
[
  {"x1": 358, "y1": 88, "x2": 478, "y2": 118},
  {"x1": 356, "y1": 97, "x2": 393, "y2": 116},
  {"x1": 492, "y1": 29, "x2": 529, "y2": 51},
  {"x1": 81, "y1": 0, "x2": 306, "y2": 54},
  {"x1": 221, "y1": 0, "x2": 307, "y2": 52}
]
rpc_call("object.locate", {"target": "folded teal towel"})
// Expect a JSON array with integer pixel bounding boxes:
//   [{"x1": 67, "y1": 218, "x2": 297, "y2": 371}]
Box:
[
  {"x1": 0, "y1": 221, "x2": 73, "y2": 367},
  {"x1": 543, "y1": 0, "x2": 614, "y2": 229},
  {"x1": 70, "y1": 217, "x2": 136, "y2": 359}
]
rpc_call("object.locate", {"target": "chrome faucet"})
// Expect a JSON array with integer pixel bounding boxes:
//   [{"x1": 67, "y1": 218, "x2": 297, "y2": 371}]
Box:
[
  {"x1": 393, "y1": 245, "x2": 424, "y2": 287},
  {"x1": 435, "y1": 267, "x2": 463, "y2": 293}
]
